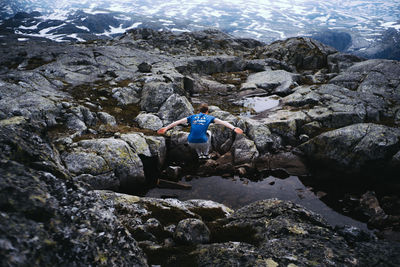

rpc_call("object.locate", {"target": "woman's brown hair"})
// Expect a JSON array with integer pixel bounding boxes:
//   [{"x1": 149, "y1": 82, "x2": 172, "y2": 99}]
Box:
[{"x1": 198, "y1": 103, "x2": 209, "y2": 113}]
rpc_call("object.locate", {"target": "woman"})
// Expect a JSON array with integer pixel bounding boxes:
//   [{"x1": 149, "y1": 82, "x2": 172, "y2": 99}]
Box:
[{"x1": 157, "y1": 103, "x2": 243, "y2": 158}]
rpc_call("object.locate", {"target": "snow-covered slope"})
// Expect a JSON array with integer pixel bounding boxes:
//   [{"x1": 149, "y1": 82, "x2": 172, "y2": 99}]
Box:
[{"x1": 1, "y1": 0, "x2": 399, "y2": 58}]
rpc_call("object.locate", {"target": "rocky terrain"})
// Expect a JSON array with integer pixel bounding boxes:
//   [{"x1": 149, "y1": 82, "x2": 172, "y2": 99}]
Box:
[{"x1": 1, "y1": 28, "x2": 400, "y2": 266}]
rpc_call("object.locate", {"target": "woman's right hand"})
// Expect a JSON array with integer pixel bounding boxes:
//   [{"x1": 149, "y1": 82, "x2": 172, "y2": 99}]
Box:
[
  {"x1": 157, "y1": 127, "x2": 167, "y2": 135},
  {"x1": 234, "y1": 128, "x2": 244, "y2": 134}
]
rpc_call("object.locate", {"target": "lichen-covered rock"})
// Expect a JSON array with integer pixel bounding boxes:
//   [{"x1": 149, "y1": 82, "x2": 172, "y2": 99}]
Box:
[
  {"x1": 112, "y1": 85, "x2": 141, "y2": 105},
  {"x1": 62, "y1": 151, "x2": 111, "y2": 175},
  {"x1": 257, "y1": 37, "x2": 337, "y2": 70},
  {"x1": 120, "y1": 133, "x2": 152, "y2": 157},
  {"x1": 144, "y1": 135, "x2": 166, "y2": 166},
  {"x1": 328, "y1": 59, "x2": 400, "y2": 124},
  {"x1": 0, "y1": 72, "x2": 66, "y2": 127},
  {"x1": 0, "y1": 117, "x2": 67, "y2": 177},
  {"x1": 73, "y1": 172, "x2": 120, "y2": 191},
  {"x1": 158, "y1": 94, "x2": 194, "y2": 125},
  {"x1": 298, "y1": 123, "x2": 400, "y2": 173},
  {"x1": 191, "y1": 199, "x2": 400, "y2": 266},
  {"x1": 174, "y1": 218, "x2": 211, "y2": 245},
  {"x1": 256, "y1": 109, "x2": 309, "y2": 146},
  {"x1": 74, "y1": 138, "x2": 145, "y2": 188},
  {"x1": 134, "y1": 113, "x2": 163, "y2": 131},
  {"x1": 140, "y1": 82, "x2": 175, "y2": 112},
  {"x1": 244, "y1": 118, "x2": 276, "y2": 153},
  {"x1": 0, "y1": 161, "x2": 148, "y2": 267},
  {"x1": 97, "y1": 111, "x2": 117, "y2": 126},
  {"x1": 241, "y1": 68, "x2": 300, "y2": 96},
  {"x1": 231, "y1": 135, "x2": 259, "y2": 165},
  {"x1": 327, "y1": 52, "x2": 365, "y2": 73}
]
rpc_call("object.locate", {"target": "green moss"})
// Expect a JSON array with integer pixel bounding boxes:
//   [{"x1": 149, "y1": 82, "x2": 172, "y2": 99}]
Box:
[
  {"x1": 288, "y1": 225, "x2": 308, "y2": 235},
  {"x1": 115, "y1": 194, "x2": 141, "y2": 204},
  {"x1": 0, "y1": 116, "x2": 26, "y2": 126},
  {"x1": 67, "y1": 82, "x2": 141, "y2": 126},
  {"x1": 43, "y1": 239, "x2": 57, "y2": 246},
  {"x1": 29, "y1": 194, "x2": 47, "y2": 204},
  {"x1": 95, "y1": 253, "x2": 108, "y2": 265}
]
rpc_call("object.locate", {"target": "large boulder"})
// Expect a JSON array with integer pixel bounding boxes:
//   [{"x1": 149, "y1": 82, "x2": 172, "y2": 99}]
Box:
[
  {"x1": 329, "y1": 59, "x2": 400, "y2": 120},
  {"x1": 174, "y1": 218, "x2": 211, "y2": 245},
  {"x1": 0, "y1": 161, "x2": 148, "y2": 266},
  {"x1": 298, "y1": 123, "x2": 400, "y2": 173},
  {"x1": 140, "y1": 82, "x2": 176, "y2": 112},
  {"x1": 112, "y1": 85, "x2": 141, "y2": 105},
  {"x1": 209, "y1": 106, "x2": 246, "y2": 154},
  {"x1": 241, "y1": 68, "x2": 300, "y2": 96},
  {"x1": 283, "y1": 84, "x2": 386, "y2": 130},
  {"x1": 134, "y1": 113, "x2": 163, "y2": 131},
  {"x1": 192, "y1": 199, "x2": 400, "y2": 266},
  {"x1": 327, "y1": 52, "x2": 365, "y2": 73},
  {"x1": 0, "y1": 116, "x2": 67, "y2": 177},
  {"x1": 0, "y1": 71, "x2": 67, "y2": 127},
  {"x1": 244, "y1": 118, "x2": 277, "y2": 153},
  {"x1": 257, "y1": 37, "x2": 337, "y2": 71},
  {"x1": 231, "y1": 135, "x2": 259, "y2": 165},
  {"x1": 144, "y1": 135, "x2": 167, "y2": 167},
  {"x1": 64, "y1": 138, "x2": 145, "y2": 189},
  {"x1": 175, "y1": 56, "x2": 246, "y2": 75},
  {"x1": 158, "y1": 94, "x2": 194, "y2": 125}
]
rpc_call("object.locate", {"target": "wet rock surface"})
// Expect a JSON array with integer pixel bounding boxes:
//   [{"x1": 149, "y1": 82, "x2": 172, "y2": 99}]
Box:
[{"x1": 1, "y1": 28, "x2": 400, "y2": 265}]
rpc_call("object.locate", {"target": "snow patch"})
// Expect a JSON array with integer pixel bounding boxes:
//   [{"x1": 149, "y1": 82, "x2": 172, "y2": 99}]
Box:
[
  {"x1": 101, "y1": 22, "x2": 142, "y2": 37},
  {"x1": 19, "y1": 23, "x2": 39, "y2": 30},
  {"x1": 75, "y1": 25, "x2": 89, "y2": 31},
  {"x1": 170, "y1": 28, "x2": 190, "y2": 33},
  {"x1": 382, "y1": 21, "x2": 400, "y2": 30}
]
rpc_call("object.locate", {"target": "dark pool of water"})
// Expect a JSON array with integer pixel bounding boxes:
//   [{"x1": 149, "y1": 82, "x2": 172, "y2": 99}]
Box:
[{"x1": 145, "y1": 175, "x2": 369, "y2": 231}]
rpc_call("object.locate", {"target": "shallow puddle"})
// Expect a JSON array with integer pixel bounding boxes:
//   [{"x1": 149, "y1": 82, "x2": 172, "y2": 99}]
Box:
[
  {"x1": 237, "y1": 95, "x2": 280, "y2": 113},
  {"x1": 145, "y1": 175, "x2": 368, "y2": 231}
]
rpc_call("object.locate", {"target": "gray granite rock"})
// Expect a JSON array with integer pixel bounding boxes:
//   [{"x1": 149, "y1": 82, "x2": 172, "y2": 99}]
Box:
[
  {"x1": 140, "y1": 82, "x2": 175, "y2": 112},
  {"x1": 97, "y1": 111, "x2": 117, "y2": 126},
  {"x1": 241, "y1": 68, "x2": 300, "y2": 96},
  {"x1": 158, "y1": 94, "x2": 194, "y2": 125},
  {"x1": 231, "y1": 135, "x2": 259, "y2": 165},
  {"x1": 112, "y1": 85, "x2": 141, "y2": 105},
  {"x1": 76, "y1": 138, "x2": 145, "y2": 188},
  {"x1": 134, "y1": 113, "x2": 163, "y2": 131},
  {"x1": 174, "y1": 218, "x2": 211, "y2": 245},
  {"x1": 257, "y1": 37, "x2": 337, "y2": 70},
  {"x1": 298, "y1": 123, "x2": 400, "y2": 173}
]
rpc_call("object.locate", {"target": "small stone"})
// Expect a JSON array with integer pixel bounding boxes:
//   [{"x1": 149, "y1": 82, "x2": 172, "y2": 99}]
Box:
[
  {"x1": 174, "y1": 218, "x2": 210, "y2": 245},
  {"x1": 237, "y1": 167, "x2": 246, "y2": 176},
  {"x1": 299, "y1": 134, "x2": 309, "y2": 143},
  {"x1": 166, "y1": 166, "x2": 182, "y2": 181},
  {"x1": 138, "y1": 62, "x2": 152, "y2": 73}
]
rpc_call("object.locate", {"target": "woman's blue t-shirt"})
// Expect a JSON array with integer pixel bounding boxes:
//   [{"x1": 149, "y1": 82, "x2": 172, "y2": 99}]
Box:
[{"x1": 187, "y1": 113, "x2": 215, "y2": 143}]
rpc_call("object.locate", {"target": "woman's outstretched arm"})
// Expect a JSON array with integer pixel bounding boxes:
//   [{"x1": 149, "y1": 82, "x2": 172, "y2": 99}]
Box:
[
  {"x1": 214, "y1": 118, "x2": 244, "y2": 134},
  {"x1": 157, "y1": 118, "x2": 188, "y2": 134}
]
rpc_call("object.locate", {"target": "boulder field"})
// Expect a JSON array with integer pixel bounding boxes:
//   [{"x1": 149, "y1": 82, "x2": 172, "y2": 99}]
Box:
[{"x1": 0, "y1": 28, "x2": 399, "y2": 266}]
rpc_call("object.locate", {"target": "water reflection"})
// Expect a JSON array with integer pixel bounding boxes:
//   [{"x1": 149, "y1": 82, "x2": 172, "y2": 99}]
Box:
[
  {"x1": 146, "y1": 175, "x2": 368, "y2": 230},
  {"x1": 236, "y1": 95, "x2": 280, "y2": 114}
]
